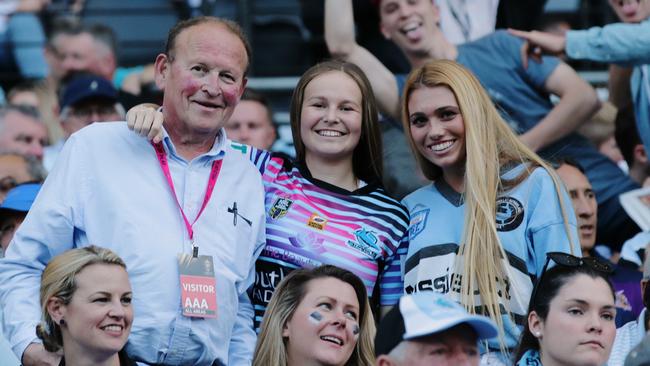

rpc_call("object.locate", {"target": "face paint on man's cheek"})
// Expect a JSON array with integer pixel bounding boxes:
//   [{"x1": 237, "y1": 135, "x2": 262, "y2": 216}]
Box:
[
  {"x1": 309, "y1": 311, "x2": 324, "y2": 324},
  {"x1": 222, "y1": 86, "x2": 242, "y2": 106},
  {"x1": 181, "y1": 77, "x2": 203, "y2": 97}
]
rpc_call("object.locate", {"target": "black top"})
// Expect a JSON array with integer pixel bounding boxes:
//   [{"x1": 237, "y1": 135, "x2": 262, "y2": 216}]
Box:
[{"x1": 59, "y1": 350, "x2": 136, "y2": 366}]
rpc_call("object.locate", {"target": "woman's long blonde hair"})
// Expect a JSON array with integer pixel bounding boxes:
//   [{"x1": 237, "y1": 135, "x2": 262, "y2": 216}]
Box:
[
  {"x1": 36, "y1": 245, "x2": 127, "y2": 352},
  {"x1": 401, "y1": 60, "x2": 576, "y2": 350},
  {"x1": 253, "y1": 265, "x2": 376, "y2": 366}
]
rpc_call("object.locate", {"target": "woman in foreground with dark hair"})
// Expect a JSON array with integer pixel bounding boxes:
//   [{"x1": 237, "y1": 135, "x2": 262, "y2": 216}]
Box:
[{"x1": 515, "y1": 252, "x2": 616, "y2": 366}]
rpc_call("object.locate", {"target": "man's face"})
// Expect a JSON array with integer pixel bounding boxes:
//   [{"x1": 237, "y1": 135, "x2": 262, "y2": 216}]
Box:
[
  {"x1": 155, "y1": 22, "x2": 248, "y2": 137},
  {"x1": 557, "y1": 164, "x2": 598, "y2": 254},
  {"x1": 61, "y1": 99, "x2": 122, "y2": 137},
  {"x1": 0, "y1": 155, "x2": 32, "y2": 202},
  {"x1": 59, "y1": 32, "x2": 115, "y2": 80},
  {"x1": 608, "y1": 0, "x2": 650, "y2": 23},
  {"x1": 225, "y1": 100, "x2": 276, "y2": 150},
  {"x1": 378, "y1": 0, "x2": 440, "y2": 57},
  {"x1": 0, "y1": 111, "x2": 47, "y2": 160}
]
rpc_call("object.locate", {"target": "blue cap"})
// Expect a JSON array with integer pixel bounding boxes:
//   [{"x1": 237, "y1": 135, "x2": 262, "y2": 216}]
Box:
[
  {"x1": 375, "y1": 292, "x2": 499, "y2": 356},
  {"x1": 60, "y1": 75, "x2": 118, "y2": 110},
  {"x1": 0, "y1": 183, "x2": 41, "y2": 216}
]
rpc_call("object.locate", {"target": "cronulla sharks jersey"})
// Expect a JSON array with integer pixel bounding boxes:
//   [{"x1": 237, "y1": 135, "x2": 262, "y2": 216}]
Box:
[
  {"x1": 238, "y1": 145, "x2": 410, "y2": 330},
  {"x1": 401, "y1": 165, "x2": 580, "y2": 351}
]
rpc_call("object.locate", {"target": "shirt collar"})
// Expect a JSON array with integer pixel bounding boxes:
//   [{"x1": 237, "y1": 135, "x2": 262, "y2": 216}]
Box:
[{"x1": 159, "y1": 124, "x2": 226, "y2": 162}]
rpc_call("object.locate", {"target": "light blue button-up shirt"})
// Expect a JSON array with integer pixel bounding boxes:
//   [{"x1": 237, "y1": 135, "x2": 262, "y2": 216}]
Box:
[
  {"x1": 0, "y1": 122, "x2": 266, "y2": 365},
  {"x1": 566, "y1": 19, "x2": 650, "y2": 158}
]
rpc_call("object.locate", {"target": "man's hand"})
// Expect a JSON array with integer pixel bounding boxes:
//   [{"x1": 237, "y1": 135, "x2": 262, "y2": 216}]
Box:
[
  {"x1": 508, "y1": 29, "x2": 567, "y2": 69},
  {"x1": 22, "y1": 343, "x2": 61, "y2": 366},
  {"x1": 126, "y1": 103, "x2": 164, "y2": 143}
]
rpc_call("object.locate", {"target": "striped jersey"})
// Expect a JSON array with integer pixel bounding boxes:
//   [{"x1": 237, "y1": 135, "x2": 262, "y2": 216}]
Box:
[
  {"x1": 401, "y1": 165, "x2": 580, "y2": 352},
  {"x1": 236, "y1": 144, "x2": 410, "y2": 329}
]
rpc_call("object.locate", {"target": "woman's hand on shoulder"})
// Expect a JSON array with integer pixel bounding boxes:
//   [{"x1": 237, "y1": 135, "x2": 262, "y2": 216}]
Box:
[{"x1": 126, "y1": 103, "x2": 164, "y2": 143}]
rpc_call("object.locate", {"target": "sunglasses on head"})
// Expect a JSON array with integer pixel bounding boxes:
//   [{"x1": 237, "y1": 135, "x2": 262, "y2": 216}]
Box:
[{"x1": 530, "y1": 252, "x2": 613, "y2": 305}]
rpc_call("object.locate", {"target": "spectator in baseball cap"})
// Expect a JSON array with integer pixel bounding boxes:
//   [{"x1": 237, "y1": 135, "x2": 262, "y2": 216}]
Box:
[
  {"x1": 374, "y1": 292, "x2": 498, "y2": 366},
  {"x1": 0, "y1": 182, "x2": 41, "y2": 256},
  {"x1": 44, "y1": 73, "x2": 125, "y2": 171}
]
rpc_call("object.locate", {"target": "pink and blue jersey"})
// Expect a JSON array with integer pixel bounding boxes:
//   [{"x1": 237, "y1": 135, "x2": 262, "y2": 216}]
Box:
[{"x1": 236, "y1": 144, "x2": 409, "y2": 329}]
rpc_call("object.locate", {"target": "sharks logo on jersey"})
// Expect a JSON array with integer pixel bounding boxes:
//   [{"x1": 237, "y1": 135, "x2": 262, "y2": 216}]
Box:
[
  {"x1": 496, "y1": 196, "x2": 524, "y2": 232},
  {"x1": 409, "y1": 209, "x2": 430, "y2": 240},
  {"x1": 347, "y1": 228, "x2": 381, "y2": 257}
]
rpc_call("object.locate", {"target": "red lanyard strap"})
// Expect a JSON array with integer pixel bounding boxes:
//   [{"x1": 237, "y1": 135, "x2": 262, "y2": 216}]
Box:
[{"x1": 152, "y1": 142, "x2": 223, "y2": 243}]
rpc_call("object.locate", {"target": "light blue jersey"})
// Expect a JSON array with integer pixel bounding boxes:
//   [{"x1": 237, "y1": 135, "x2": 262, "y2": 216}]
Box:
[{"x1": 401, "y1": 165, "x2": 580, "y2": 353}]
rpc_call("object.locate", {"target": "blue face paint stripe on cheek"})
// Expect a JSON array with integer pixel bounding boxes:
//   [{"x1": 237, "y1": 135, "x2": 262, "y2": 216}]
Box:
[
  {"x1": 309, "y1": 311, "x2": 323, "y2": 323},
  {"x1": 352, "y1": 324, "x2": 360, "y2": 335}
]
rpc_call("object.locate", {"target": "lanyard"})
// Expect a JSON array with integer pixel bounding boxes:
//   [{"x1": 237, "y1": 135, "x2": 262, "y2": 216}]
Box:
[{"x1": 152, "y1": 142, "x2": 223, "y2": 253}]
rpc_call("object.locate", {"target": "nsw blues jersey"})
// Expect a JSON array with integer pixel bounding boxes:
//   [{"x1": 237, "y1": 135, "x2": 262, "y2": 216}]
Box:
[
  {"x1": 402, "y1": 165, "x2": 580, "y2": 351},
  {"x1": 236, "y1": 144, "x2": 409, "y2": 329}
]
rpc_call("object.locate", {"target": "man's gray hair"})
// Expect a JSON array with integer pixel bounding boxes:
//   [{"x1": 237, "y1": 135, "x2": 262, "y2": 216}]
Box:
[
  {"x1": 60, "y1": 102, "x2": 125, "y2": 122},
  {"x1": 0, "y1": 105, "x2": 42, "y2": 134}
]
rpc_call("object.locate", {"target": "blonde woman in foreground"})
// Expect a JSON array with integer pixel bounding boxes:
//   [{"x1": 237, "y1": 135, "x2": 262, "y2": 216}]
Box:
[
  {"x1": 36, "y1": 245, "x2": 135, "y2": 366},
  {"x1": 400, "y1": 60, "x2": 580, "y2": 363},
  {"x1": 253, "y1": 265, "x2": 375, "y2": 366}
]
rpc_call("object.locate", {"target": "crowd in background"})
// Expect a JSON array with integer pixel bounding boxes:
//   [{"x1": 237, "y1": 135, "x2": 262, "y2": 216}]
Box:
[{"x1": 0, "y1": 0, "x2": 649, "y2": 365}]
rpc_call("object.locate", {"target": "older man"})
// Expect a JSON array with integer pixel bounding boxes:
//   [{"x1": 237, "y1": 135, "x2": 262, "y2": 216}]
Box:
[
  {"x1": 43, "y1": 74, "x2": 124, "y2": 171},
  {"x1": 374, "y1": 292, "x2": 498, "y2": 366},
  {"x1": 0, "y1": 106, "x2": 47, "y2": 160},
  {"x1": 0, "y1": 16, "x2": 266, "y2": 366}
]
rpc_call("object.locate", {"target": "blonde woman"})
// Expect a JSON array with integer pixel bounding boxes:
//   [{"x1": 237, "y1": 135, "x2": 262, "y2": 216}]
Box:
[
  {"x1": 400, "y1": 60, "x2": 580, "y2": 360},
  {"x1": 254, "y1": 265, "x2": 375, "y2": 366},
  {"x1": 35, "y1": 245, "x2": 135, "y2": 366}
]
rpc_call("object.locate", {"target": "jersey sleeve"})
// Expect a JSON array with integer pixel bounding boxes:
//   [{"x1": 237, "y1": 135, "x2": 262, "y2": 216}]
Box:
[
  {"x1": 229, "y1": 142, "x2": 272, "y2": 175},
  {"x1": 566, "y1": 20, "x2": 650, "y2": 65},
  {"x1": 379, "y1": 232, "x2": 409, "y2": 306}
]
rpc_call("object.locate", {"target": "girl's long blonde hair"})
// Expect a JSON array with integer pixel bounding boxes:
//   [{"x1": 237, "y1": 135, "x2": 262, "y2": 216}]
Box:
[
  {"x1": 253, "y1": 265, "x2": 376, "y2": 366},
  {"x1": 401, "y1": 60, "x2": 576, "y2": 351}
]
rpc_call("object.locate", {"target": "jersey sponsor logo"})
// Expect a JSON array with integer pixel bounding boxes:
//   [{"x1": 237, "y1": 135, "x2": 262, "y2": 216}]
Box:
[
  {"x1": 404, "y1": 253, "x2": 512, "y2": 302},
  {"x1": 495, "y1": 196, "x2": 524, "y2": 232},
  {"x1": 307, "y1": 213, "x2": 328, "y2": 230},
  {"x1": 408, "y1": 209, "x2": 429, "y2": 240},
  {"x1": 269, "y1": 196, "x2": 293, "y2": 219},
  {"x1": 253, "y1": 262, "x2": 289, "y2": 305},
  {"x1": 405, "y1": 265, "x2": 460, "y2": 294},
  {"x1": 346, "y1": 228, "x2": 381, "y2": 257}
]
